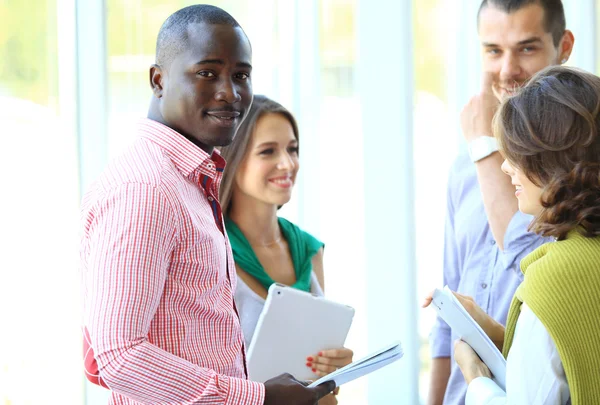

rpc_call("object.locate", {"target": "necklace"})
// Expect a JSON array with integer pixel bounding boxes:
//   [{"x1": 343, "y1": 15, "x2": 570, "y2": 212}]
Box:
[{"x1": 249, "y1": 234, "x2": 283, "y2": 248}]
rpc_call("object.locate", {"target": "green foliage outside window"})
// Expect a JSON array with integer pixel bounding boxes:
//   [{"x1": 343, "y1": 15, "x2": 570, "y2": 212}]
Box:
[{"x1": 0, "y1": 0, "x2": 58, "y2": 107}]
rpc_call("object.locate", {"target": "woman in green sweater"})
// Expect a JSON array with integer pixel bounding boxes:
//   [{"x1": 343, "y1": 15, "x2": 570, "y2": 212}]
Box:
[
  {"x1": 219, "y1": 95, "x2": 353, "y2": 405},
  {"x1": 428, "y1": 66, "x2": 600, "y2": 404}
]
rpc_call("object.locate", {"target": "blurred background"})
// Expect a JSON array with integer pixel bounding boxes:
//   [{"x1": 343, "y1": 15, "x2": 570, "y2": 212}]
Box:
[{"x1": 0, "y1": 0, "x2": 597, "y2": 403}]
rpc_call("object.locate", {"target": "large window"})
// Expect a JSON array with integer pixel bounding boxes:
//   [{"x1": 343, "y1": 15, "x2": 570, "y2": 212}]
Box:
[
  {"x1": 413, "y1": 0, "x2": 459, "y2": 401},
  {"x1": 315, "y1": 1, "x2": 367, "y2": 403},
  {"x1": 0, "y1": 0, "x2": 81, "y2": 404},
  {"x1": 2, "y1": 1, "x2": 598, "y2": 404}
]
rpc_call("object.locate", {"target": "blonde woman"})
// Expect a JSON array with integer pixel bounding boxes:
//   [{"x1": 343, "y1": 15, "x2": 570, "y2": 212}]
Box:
[{"x1": 219, "y1": 95, "x2": 353, "y2": 404}]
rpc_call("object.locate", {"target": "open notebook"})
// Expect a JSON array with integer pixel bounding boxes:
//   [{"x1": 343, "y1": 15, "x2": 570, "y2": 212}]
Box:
[
  {"x1": 431, "y1": 286, "x2": 507, "y2": 390},
  {"x1": 308, "y1": 341, "x2": 403, "y2": 388}
]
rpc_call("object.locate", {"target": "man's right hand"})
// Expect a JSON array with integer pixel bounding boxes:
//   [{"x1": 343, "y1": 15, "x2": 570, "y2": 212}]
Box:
[{"x1": 264, "y1": 373, "x2": 336, "y2": 405}]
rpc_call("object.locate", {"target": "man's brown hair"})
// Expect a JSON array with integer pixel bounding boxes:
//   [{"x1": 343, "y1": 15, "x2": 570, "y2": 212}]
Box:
[{"x1": 478, "y1": 0, "x2": 566, "y2": 46}]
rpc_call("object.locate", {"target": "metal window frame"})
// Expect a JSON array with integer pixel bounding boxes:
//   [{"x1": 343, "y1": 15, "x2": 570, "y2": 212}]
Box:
[{"x1": 356, "y1": 0, "x2": 419, "y2": 403}]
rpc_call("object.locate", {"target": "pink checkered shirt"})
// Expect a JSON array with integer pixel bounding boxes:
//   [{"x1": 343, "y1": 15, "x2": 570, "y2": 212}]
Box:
[{"x1": 80, "y1": 118, "x2": 265, "y2": 405}]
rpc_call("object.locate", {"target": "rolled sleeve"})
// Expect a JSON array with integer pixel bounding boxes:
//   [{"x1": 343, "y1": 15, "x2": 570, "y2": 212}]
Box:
[
  {"x1": 430, "y1": 317, "x2": 452, "y2": 358},
  {"x1": 223, "y1": 376, "x2": 265, "y2": 405},
  {"x1": 466, "y1": 377, "x2": 506, "y2": 405},
  {"x1": 502, "y1": 211, "x2": 551, "y2": 270}
]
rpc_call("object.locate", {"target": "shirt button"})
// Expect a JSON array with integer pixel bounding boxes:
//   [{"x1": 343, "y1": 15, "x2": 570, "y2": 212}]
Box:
[
  {"x1": 490, "y1": 240, "x2": 496, "y2": 245},
  {"x1": 481, "y1": 283, "x2": 488, "y2": 289},
  {"x1": 208, "y1": 196, "x2": 214, "y2": 202}
]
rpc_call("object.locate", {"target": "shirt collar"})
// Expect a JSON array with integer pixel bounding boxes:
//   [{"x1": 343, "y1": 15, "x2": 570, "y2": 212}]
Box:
[{"x1": 137, "y1": 118, "x2": 226, "y2": 179}]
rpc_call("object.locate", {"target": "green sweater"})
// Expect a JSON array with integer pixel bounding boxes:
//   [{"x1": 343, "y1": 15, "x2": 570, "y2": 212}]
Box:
[{"x1": 503, "y1": 230, "x2": 600, "y2": 405}]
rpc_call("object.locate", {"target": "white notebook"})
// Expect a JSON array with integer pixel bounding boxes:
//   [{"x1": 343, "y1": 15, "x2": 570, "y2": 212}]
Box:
[
  {"x1": 431, "y1": 286, "x2": 507, "y2": 390},
  {"x1": 308, "y1": 341, "x2": 403, "y2": 388}
]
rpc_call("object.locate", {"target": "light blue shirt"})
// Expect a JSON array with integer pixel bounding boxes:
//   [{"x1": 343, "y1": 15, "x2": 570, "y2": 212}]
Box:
[{"x1": 430, "y1": 152, "x2": 552, "y2": 405}]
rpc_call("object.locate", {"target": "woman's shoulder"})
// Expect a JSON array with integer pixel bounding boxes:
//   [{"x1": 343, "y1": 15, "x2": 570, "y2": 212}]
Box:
[
  {"x1": 520, "y1": 233, "x2": 600, "y2": 359},
  {"x1": 521, "y1": 232, "x2": 600, "y2": 294},
  {"x1": 523, "y1": 232, "x2": 600, "y2": 271}
]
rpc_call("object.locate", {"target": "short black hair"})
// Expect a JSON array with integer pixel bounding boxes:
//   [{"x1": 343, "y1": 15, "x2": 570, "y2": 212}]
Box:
[
  {"x1": 156, "y1": 4, "x2": 242, "y2": 67},
  {"x1": 478, "y1": 0, "x2": 566, "y2": 47}
]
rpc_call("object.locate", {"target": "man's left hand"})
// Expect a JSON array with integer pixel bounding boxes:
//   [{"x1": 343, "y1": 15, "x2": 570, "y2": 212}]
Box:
[{"x1": 318, "y1": 393, "x2": 338, "y2": 405}]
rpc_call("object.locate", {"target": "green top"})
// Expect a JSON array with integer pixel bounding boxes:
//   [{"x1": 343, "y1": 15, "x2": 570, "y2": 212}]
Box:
[
  {"x1": 503, "y1": 230, "x2": 600, "y2": 405},
  {"x1": 224, "y1": 216, "x2": 324, "y2": 292}
]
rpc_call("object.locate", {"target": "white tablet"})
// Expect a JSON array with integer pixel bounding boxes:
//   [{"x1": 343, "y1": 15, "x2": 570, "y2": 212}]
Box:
[{"x1": 247, "y1": 283, "x2": 355, "y2": 383}]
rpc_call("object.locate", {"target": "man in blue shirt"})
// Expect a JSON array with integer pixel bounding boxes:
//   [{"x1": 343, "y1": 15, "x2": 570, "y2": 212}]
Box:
[{"x1": 427, "y1": 1, "x2": 575, "y2": 404}]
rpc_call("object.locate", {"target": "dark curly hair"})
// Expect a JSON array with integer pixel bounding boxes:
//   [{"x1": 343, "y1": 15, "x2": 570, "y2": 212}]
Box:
[{"x1": 494, "y1": 66, "x2": 600, "y2": 240}]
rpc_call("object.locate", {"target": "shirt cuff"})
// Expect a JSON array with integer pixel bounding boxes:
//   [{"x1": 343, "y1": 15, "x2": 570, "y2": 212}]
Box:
[
  {"x1": 429, "y1": 322, "x2": 452, "y2": 358},
  {"x1": 466, "y1": 377, "x2": 506, "y2": 405},
  {"x1": 223, "y1": 376, "x2": 265, "y2": 405}
]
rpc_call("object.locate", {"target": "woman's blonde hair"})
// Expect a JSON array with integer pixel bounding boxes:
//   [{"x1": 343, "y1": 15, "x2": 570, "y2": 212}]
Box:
[
  {"x1": 494, "y1": 65, "x2": 600, "y2": 240},
  {"x1": 219, "y1": 95, "x2": 299, "y2": 214}
]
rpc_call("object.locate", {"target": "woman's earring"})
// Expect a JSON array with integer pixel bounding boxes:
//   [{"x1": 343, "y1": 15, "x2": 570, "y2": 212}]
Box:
[{"x1": 561, "y1": 58, "x2": 568, "y2": 64}]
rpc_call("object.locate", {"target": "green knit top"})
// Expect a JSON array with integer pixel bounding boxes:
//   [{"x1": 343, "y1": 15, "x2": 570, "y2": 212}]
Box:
[{"x1": 503, "y1": 230, "x2": 600, "y2": 405}]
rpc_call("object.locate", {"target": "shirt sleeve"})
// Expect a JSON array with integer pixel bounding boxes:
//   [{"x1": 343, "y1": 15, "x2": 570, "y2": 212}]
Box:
[
  {"x1": 430, "y1": 169, "x2": 460, "y2": 358},
  {"x1": 501, "y1": 211, "x2": 552, "y2": 270},
  {"x1": 82, "y1": 183, "x2": 265, "y2": 405},
  {"x1": 465, "y1": 304, "x2": 569, "y2": 405},
  {"x1": 465, "y1": 377, "x2": 506, "y2": 405}
]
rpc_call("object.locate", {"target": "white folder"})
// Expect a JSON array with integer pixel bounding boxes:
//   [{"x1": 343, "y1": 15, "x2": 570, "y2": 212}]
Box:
[
  {"x1": 431, "y1": 286, "x2": 507, "y2": 390},
  {"x1": 308, "y1": 341, "x2": 403, "y2": 388}
]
